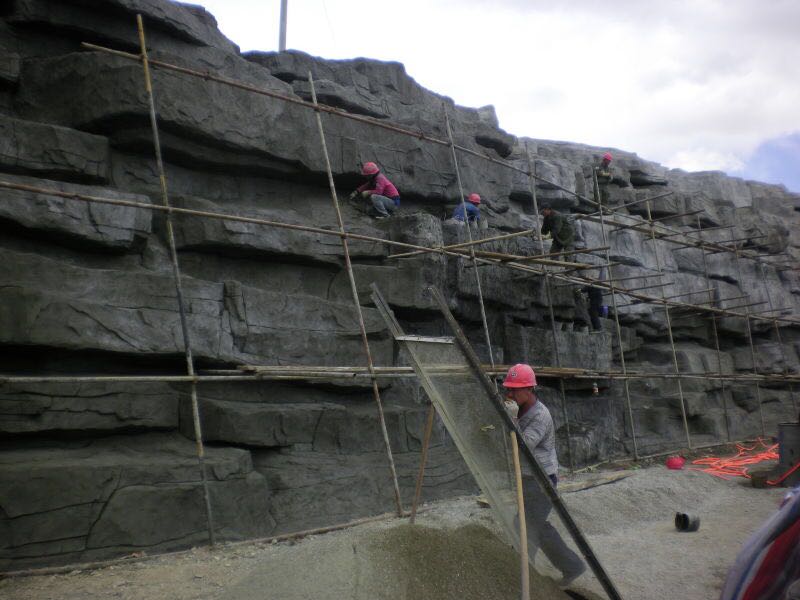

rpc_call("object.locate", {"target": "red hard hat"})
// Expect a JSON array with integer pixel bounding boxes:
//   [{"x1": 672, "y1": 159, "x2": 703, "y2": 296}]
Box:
[
  {"x1": 602, "y1": 152, "x2": 613, "y2": 162},
  {"x1": 468, "y1": 193, "x2": 481, "y2": 205},
  {"x1": 665, "y1": 456, "x2": 685, "y2": 470},
  {"x1": 502, "y1": 364, "x2": 537, "y2": 388},
  {"x1": 361, "y1": 162, "x2": 379, "y2": 176}
]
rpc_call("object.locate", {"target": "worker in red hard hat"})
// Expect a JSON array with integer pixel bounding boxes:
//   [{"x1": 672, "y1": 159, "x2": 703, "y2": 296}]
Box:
[
  {"x1": 594, "y1": 152, "x2": 615, "y2": 204},
  {"x1": 447, "y1": 193, "x2": 482, "y2": 226},
  {"x1": 503, "y1": 363, "x2": 586, "y2": 588},
  {"x1": 348, "y1": 162, "x2": 401, "y2": 219}
]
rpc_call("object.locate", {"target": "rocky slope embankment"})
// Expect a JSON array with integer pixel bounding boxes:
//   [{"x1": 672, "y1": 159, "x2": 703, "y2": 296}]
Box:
[{"x1": 0, "y1": 0, "x2": 798, "y2": 569}]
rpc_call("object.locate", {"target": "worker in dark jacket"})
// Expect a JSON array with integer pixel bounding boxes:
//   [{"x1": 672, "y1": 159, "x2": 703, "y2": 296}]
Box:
[
  {"x1": 541, "y1": 206, "x2": 575, "y2": 256},
  {"x1": 594, "y1": 152, "x2": 614, "y2": 204}
]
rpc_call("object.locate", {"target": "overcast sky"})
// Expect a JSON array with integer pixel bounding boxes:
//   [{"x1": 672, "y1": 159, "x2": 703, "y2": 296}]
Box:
[{"x1": 197, "y1": 0, "x2": 800, "y2": 192}]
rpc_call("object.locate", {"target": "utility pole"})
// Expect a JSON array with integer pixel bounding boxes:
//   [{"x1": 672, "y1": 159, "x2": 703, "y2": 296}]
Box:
[{"x1": 279, "y1": 0, "x2": 288, "y2": 51}]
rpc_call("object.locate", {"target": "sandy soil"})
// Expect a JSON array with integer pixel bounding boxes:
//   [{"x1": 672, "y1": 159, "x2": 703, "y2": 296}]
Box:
[{"x1": 0, "y1": 464, "x2": 786, "y2": 600}]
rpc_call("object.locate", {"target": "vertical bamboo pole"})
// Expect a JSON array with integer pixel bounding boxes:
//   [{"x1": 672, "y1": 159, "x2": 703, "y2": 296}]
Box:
[
  {"x1": 524, "y1": 143, "x2": 574, "y2": 471},
  {"x1": 591, "y1": 169, "x2": 639, "y2": 459},
  {"x1": 510, "y1": 432, "x2": 530, "y2": 600},
  {"x1": 410, "y1": 403, "x2": 436, "y2": 524},
  {"x1": 758, "y1": 262, "x2": 798, "y2": 416},
  {"x1": 729, "y1": 230, "x2": 767, "y2": 436},
  {"x1": 443, "y1": 105, "x2": 497, "y2": 380},
  {"x1": 645, "y1": 200, "x2": 692, "y2": 449},
  {"x1": 697, "y1": 215, "x2": 731, "y2": 442},
  {"x1": 136, "y1": 14, "x2": 216, "y2": 545},
  {"x1": 307, "y1": 72, "x2": 404, "y2": 516}
]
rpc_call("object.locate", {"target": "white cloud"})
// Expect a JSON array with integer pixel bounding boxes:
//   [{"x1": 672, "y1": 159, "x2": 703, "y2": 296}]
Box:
[
  {"x1": 667, "y1": 148, "x2": 745, "y2": 173},
  {"x1": 196, "y1": 0, "x2": 800, "y2": 183}
]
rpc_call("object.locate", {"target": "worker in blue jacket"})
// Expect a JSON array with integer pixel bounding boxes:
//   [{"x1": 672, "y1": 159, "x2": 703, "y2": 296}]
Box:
[{"x1": 449, "y1": 193, "x2": 481, "y2": 225}]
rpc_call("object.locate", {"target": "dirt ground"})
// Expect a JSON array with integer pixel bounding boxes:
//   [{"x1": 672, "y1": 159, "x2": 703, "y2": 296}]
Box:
[{"x1": 0, "y1": 463, "x2": 787, "y2": 600}]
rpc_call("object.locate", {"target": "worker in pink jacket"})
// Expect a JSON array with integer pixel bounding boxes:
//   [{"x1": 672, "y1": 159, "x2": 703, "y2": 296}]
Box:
[{"x1": 348, "y1": 162, "x2": 400, "y2": 219}]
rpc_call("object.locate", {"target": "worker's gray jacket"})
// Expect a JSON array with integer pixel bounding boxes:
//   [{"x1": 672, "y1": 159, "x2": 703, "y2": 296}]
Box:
[{"x1": 517, "y1": 400, "x2": 558, "y2": 477}]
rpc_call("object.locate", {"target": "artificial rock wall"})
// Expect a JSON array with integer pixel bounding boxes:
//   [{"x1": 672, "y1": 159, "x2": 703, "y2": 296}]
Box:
[{"x1": 1, "y1": 0, "x2": 799, "y2": 569}]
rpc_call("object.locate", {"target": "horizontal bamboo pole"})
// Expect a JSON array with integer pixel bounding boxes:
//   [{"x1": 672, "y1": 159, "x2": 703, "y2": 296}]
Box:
[
  {"x1": 661, "y1": 287, "x2": 715, "y2": 301},
  {"x1": 659, "y1": 224, "x2": 736, "y2": 239},
  {"x1": 579, "y1": 190, "x2": 674, "y2": 217},
  {"x1": 5, "y1": 365, "x2": 800, "y2": 385},
  {"x1": 610, "y1": 209, "x2": 705, "y2": 234},
  {"x1": 388, "y1": 228, "x2": 535, "y2": 259}
]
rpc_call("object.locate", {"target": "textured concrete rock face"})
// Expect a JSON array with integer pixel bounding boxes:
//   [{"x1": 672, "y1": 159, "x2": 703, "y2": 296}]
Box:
[{"x1": 1, "y1": 0, "x2": 799, "y2": 569}]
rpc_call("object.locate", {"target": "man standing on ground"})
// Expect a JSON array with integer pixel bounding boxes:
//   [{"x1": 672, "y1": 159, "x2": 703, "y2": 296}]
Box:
[
  {"x1": 540, "y1": 205, "x2": 575, "y2": 258},
  {"x1": 503, "y1": 364, "x2": 586, "y2": 587}
]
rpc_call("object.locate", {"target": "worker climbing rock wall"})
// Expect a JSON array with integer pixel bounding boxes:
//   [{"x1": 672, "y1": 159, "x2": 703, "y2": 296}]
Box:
[{"x1": 0, "y1": 0, "x2": 798, "y2": 569}]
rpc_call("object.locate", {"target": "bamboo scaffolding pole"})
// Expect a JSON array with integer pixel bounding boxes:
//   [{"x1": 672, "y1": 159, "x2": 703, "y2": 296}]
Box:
[
  {"x1": 579, "y1": 190, "x2": 674, "y2": 217},
  {"x1": 444, "y1": 104, "x2": 498, "y2": 382},
  {"x1": 136, "y1": 15, "x2": 215, "y2": 545},
  {"x1": 467, "y1": 248, "x2": 588, "y2": 269},
  {"x1": 659, "y1": 224, "x2": 736, "y2": 238},
  {"x1": 526, "y1": 142, "x2": 575, "y2": 471},
  {"x1": 553, "y1": 272, "x2": 665, "y2": 287},
  {"x1": 388, "y1": 228, "x2": 535, "y2": 259},
  {"x1": 754, "y1": 306, "x2": 793, "y2": 315},
  {"x1": 645, "y1": 198, "x2": 692, "y2": 449},
  {"x1": 610, "y1": 209, "x2": 705, "y2": 234},
  {"x1": 728, "y1": 228, "x2": 767, "y2": 437},
  {"x1": 308, "y1": 72, "x2": 403, "y2": 515},
  {"x1": 660, "y1": 287, "x2": 715, "y2": 301},
  {"x1": 7, "y1": 367, "x2": 800, "y2": 386},
  {"x1": 758, "y1": 262, "x2": 798, "y2": 416},
  {"x1": 722, "y1": 300, "x2": 768, "y2": 312},
  {"x1": 410, "y1": 403, "x2": 436, "y2": 525},
  {"x1": 697, "y1": 214, "x2": 731, "y2": 442},
  {"x1": 592, "y1": 169, "x2": 639, "y2": 460},
  {"x1": 473, "y1": 246, "x2": 611, "y2": 270},
  {"x1": 581, "y1": 213, "x2": 781, "y2": 268},
  {"x1": 510, "y1": 431, "x2": 531, "y2": 600},
  {"x1": 618, "y1": 281, "x2": 672, "y2": 294}
]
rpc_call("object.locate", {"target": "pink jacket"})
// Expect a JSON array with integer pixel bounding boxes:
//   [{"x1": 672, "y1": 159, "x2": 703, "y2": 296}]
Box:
[{"x1": 357, "y1": 173, "x2": 399, "y2": 198}]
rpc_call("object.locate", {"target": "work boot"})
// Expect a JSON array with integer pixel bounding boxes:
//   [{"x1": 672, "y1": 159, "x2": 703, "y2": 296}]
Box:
[{"x1": 557, "y1": 563, "x2": 586, "y2": 589}]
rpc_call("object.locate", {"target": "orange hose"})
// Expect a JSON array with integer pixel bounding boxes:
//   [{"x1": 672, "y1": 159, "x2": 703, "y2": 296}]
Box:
[{"x1": 689, "y1": 438, "x2": 779, "y2": 481}]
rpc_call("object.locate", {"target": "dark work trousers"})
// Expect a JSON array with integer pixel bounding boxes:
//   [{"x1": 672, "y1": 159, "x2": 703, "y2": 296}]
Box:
[
  {"x1": 549, "y1": 241, "x2": 574, "y2": 260},
  {"x1": 587, "y1": 287, "x2": 603, "y2": 330},
  {"x1": 574, "y1": 291, "x2": 591, "y2": 329},
  {"x1": 521, "y1": 474, "x2": 584, "y2": 577},
  {"x1": 588, "y1": 306, "x2": 602, "y2": 331}
]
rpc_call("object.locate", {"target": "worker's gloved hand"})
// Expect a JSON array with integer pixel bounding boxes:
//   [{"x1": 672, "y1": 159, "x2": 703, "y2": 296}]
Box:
[
  {"x1": 503, "y1": 400, "x2": 519, "y2": 419},
  {"x1": 361, "y1": 191, "x2": 371, "y2": 199},
  {"x1": 542, "y1": 232, "x2": 552, "y2": 240}
]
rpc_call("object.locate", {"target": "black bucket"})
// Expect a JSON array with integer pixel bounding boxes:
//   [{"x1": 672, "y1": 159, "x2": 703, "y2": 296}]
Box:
[
  {"x1": 675, "y1": 512, "x2": 700, "y2": 532},
  {"x1": 778, "y1": 423, "x2": 800, "y2": 487}
]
